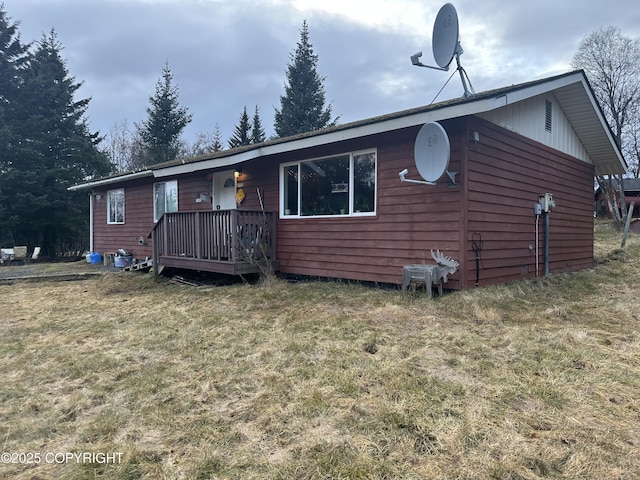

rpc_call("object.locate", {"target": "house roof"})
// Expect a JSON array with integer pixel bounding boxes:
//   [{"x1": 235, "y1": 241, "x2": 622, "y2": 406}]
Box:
[
  {"x1": 595, "y1": 178, "x2": 640, "y2": 197},
  {"x1": 622, "y1": 178, "x2": 640, "y2": 192},
  {"x1": 69, "y1": 70, "x2": 626, "y2": 191}
]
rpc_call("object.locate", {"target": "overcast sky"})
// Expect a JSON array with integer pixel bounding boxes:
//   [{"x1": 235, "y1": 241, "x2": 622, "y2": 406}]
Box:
[{"x1": 3, "y1": 0, "x2": 640, "y2": 148}]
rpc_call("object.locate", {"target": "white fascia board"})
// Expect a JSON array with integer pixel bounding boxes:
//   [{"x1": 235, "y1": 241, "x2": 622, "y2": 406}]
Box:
[
  {"x1": 67, "y1": 170, "x2": 154, "y2": 191},
  {"x1": 574, "y1": 77, "x2": 627, "y2": 172},
  {"x1": 493, "y1": 73, "x2": 581, "y2": 106},
  {"x1": 152, "y1": 151, "x2": 263, "y2": 178},
  {"x1": 547, "y1": 73, "x2": 626, "y2": 173}
]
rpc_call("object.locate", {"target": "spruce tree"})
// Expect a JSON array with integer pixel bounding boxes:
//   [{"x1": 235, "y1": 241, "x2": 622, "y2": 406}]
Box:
[
  {"x1": 228, "y1": 106, "x2": 252, "y2": 148},
  {"x1": 0, "y1": 7, "x2": 30, "y2": 172},
  {"x1": 212, "y1": 124, "x2": 223, "y2": 152},
  {"x1": 251, "y1": 105, "x2": 266, "y2": 144},
  {"x1": 137, "y1": 61, "x2": 192, "y2": 165},
  {"x1": 0, "y1": 26, "x2": 111, "y2": 255},
  {"x1": 274, "y1": 20, "x2": 337, "y2": 138},
  {"x1": 189, "y1": 124, "x2": 224, "y2": 157}
]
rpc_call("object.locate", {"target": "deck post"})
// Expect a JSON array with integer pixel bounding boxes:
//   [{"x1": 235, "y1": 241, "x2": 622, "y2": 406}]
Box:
[
  {"x1": 269, "y1": 212, "x2": 276, "y2": 259},
  {"x1": 152, "y1": 225, "x2": 158, "y2": 275},
  {"x1": 230, "y1": 210, "x2": 239, "y2": 263},
  {"x1": 162, "y1": 215, "x2": 169, "y2": 260},
  {"x1": 195, "y1": 211, "x2": 201, "y2": 259}
]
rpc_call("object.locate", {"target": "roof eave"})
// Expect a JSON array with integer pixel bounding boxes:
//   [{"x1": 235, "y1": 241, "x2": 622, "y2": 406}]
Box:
[
  {"x1": 67, "y1": 170, "x2": 154, "y2": 191},
  {"x1": 152, "y1": 95, "x2": 509, "y2": 178}
]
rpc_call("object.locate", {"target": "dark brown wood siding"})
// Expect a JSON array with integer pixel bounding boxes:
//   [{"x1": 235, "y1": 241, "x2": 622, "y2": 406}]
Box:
[
  {"x1": 464, "y1": 117, "x2": 595, "y2": 288},
  {"x1": 235, "y1": 157, "x2": 279, "y2": 213},
  {"x1": 92, "y1": 172, "x2": 221, "y2": 260},
  {"x1": 92, "y1": 178, "x2": 155, "y2": 259},
  {"x1": 269, "y1": 121, "x2": 465, "y2": 287},
  {"x1": 178, "y1": 171, "x2": 216, "y2": 212}
]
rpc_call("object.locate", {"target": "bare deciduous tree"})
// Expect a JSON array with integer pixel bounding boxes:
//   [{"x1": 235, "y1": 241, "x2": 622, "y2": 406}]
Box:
[
  {"x1": 626, "y1": 102, "x2": 640, "y2": 178},
  {"x1": 102, "y1": 119, "x2": 133, "y2": 172},
  {"x1": 189, "y1": 125, "x2": 224, "y2": 157},
  {"x1": 572, "y1": 27, "x2": 640, "y2": 228},
  {"x1": 102, "y1": 119, "x2": 151, "y2": 172},
  {"x1": 103, "y1": 120, "x2": 226, "y2": 170}
]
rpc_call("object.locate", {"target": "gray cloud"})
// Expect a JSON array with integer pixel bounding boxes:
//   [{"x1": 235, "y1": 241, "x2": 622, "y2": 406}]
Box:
[{"x1": 4, "y1": 0, "x2": 640, "y2": 147}]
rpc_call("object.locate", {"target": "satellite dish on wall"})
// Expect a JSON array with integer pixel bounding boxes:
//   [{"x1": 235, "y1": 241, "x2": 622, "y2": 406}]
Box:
[
  {"x1": 410, "y1": 3, "x2": 474, "y2": 99},
  {"x1": 432, "y1": 3, "x2": 459, "y2": 69},
  {"x1": 399, "y1": 122, "x2": 456, "y2": 186},
  {"x1": 415, "y1": 122, "x2": 450, "y2": 182}
]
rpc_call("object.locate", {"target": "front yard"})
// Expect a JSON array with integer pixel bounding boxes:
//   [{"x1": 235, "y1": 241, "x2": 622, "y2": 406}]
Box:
[{"x1": 0, "y1": 223, "x2": 638, "y2": 479}]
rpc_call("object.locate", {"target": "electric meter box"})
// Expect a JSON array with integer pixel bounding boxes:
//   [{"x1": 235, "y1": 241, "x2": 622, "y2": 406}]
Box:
[
  {"x1": 539, "y1": 193, "x2": 555, "y2": 212},
  {"x1": 534, "y1": 203, "x2": 543, "y2": 215}
]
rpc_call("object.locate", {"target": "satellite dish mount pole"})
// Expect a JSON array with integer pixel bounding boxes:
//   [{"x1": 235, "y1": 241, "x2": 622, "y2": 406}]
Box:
[{"x1": 453, "y1": 43, "x2": 472, "y2": 98}]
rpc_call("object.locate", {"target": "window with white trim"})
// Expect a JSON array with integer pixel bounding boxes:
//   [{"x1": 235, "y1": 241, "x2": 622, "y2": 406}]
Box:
[
  {"x1": 107, "y1": 188, "x2": 125, "y2": 224},
  {"x1": 281, "y1": 150, "x2": 376, "y2": 217},
  {"x1": 154, "y1": 180, "x2": 178, "y2": 222}
]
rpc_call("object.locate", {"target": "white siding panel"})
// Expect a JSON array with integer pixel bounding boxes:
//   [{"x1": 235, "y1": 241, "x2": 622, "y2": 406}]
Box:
[{"x1": 478, "y1": 94, "x2": 592, "y2": 165}]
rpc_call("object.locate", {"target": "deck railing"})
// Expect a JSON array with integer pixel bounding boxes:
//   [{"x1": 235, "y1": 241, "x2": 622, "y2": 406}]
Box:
[{"x1": 151, "y1": 210, "x2": 276, "y2": 273}]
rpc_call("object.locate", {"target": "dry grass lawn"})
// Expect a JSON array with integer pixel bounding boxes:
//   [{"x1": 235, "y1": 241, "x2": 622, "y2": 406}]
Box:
[{"x1": 1, "y1": 222, "x2": 639, "y2": 479}]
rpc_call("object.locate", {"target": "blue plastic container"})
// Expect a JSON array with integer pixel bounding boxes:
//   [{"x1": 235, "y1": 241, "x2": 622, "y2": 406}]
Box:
[
  {"x1": 114, "y1": 254, "x2": 133, "y2": 268},
  {"x1": 88, "y1": 252, "x2": 102, "y2": 264}
]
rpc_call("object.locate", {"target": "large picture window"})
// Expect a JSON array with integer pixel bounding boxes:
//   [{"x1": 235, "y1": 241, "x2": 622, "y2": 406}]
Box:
[
  {"x1": 154, "y1": 180, "x2": 178, "y2": 222},
  {"x1": 107, "y1": 188, "x2": 125, "y2": 224},
  {"x1": 281, "y1": 150, "x2": 376, "y2": 217}
]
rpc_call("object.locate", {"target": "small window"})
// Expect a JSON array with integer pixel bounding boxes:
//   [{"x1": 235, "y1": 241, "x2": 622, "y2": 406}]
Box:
[
  {"x1": 154, "y1": 180, "x2": 178, "y2": 222},
  {"x1": 283, "y1": 165, "x2": 299, "y2": 216},
  {"x1": 353, "y1": 152, "x2": 376, "y2": 213},
  {"x1": 107, "y1": 188, "x2": 125, "y2": 224},
  {"x1": 545, "y1": 99, "x2": 552, "y2": 132}
]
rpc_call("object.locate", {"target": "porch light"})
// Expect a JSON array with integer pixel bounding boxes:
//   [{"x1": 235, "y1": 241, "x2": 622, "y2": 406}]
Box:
[{"x1": 234, "y1": 168, "x2": 243, "y2": 178}]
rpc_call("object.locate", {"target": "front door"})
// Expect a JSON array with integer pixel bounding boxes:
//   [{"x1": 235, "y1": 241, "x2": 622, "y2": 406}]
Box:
[{"x1": 212, "y1": 170, "x2": 237, "y2": 210}]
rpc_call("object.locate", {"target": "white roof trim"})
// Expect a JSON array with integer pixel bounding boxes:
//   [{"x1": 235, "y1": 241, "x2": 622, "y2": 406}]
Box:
[
  {"x1": 153, "y1": 96, "x2": 515, "y2": 178},
  {"x1": 68, "y1": 170, "x2": 153, "y2": 191}
]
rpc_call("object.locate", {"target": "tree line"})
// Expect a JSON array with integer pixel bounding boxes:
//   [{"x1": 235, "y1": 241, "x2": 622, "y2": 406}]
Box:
[
  {"x1": 106, "y1": 20, "x2": 337, "y2": 172},
  {"x1": 0, "y1": 9, "x2": 112, "y2": 257},
  {"x1": 0, "y1": 8, "x2": 335, "y2": 256}
]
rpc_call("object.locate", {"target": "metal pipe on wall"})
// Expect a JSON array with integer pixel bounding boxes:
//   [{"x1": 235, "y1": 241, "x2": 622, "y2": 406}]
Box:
[
  {"x1": 535, "y1": 213, "x2": 540, "y2": 277},
  {"x1": 89, "y1": 192, "x2": 94, "y2": 253},
  {"x1": 544, "y1": 211, "x2": 550, "y2": 276}
]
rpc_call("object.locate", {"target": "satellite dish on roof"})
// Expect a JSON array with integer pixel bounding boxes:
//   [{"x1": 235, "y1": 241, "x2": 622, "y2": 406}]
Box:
[
  {"x1": 398, "y1": 122, "x2": 457, "y2": 186},
  {"x1": 410, "y1": 3, "x2": 474, "y2": 99},
  {"x1": 432, "y1": 3, "x2": 459, "y2": 69}
]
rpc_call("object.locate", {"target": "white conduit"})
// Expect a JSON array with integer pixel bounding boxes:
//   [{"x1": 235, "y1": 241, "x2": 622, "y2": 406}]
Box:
[{"x1": 535, "y1": 213, "x2": 540, "y2": 278}]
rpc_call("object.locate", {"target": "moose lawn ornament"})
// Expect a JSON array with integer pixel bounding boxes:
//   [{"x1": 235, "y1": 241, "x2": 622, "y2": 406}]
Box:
[{"x1": 401, "y1": 249, "x2": 460, "y2": 298}]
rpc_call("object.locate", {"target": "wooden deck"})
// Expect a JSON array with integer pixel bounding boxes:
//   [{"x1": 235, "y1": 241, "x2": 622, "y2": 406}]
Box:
[{"x1": 150, "y1": 210, "x2": 278, "y2": 276}]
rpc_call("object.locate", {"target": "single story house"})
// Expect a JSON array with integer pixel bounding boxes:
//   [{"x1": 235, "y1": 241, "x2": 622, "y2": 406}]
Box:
[{"x1": 70, "y1": 70, "x2": 626, "y2": 289}]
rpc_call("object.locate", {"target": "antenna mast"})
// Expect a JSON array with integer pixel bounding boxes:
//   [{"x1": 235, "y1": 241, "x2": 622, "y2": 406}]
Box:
[{"x1": 453, "y1": 43, "x2": 473, "y2": 98}]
